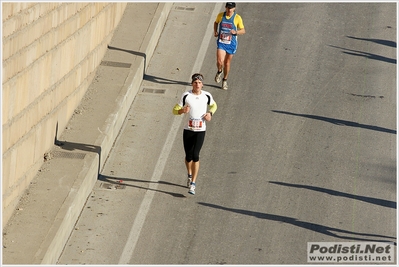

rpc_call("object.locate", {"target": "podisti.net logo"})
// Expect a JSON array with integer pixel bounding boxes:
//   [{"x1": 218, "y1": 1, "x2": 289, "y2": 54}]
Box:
[{"x1": 307, "y1": 242, "x2": 394, "y2": 263}]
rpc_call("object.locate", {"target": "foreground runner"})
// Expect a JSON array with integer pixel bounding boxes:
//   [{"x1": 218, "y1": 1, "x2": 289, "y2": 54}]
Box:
[{"x1": 172, "y1": 73, "x2": 218, "y2": 195}]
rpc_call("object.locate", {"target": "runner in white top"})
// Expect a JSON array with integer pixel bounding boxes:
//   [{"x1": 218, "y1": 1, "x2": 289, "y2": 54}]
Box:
[{"x1": 173, "y1": 73, "x2": 218, "y2": 195}]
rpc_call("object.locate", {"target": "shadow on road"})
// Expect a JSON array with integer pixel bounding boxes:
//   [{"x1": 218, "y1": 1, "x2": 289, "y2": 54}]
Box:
[
  {"x1": 108, "y1": 45, "x2": 146, "y2": 58},
  {"x1": 328, "y1": 44, "x2": 396, "y2": 64},
  {"x1": 98, "y1": 174, "x2": 187, "y2": 198},
  {"x1": 144, "y1": 74, "x2": 221, "y2": 90},
  {"x1": 144, "y1": 74, "x2": 191, "y2": 86},
  {"x1": 271, "y1": 110, "x2": 396, "y2": 134},
  {"x1": 107, "y1": 45, "x2": 147, "y2": 77},
  {"x1": 56, "y1": 140, "x2": 100, "y2": 154},
  {"x1": 269, "y1": 181, "x2": 396, "y2": 209},
  {"x1": 107, "y1": 46, "x2": 221, "y2": 89},
  {"x1": 346, "y1": 36, "x2": 397, "y2": 48},
  {"x1": 198, "y1": 202, "x2": 396, "y2": 243}
]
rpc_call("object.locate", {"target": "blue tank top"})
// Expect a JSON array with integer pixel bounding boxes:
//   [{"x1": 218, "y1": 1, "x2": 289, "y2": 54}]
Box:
[{"x1": 218, "y1": 12, "x2": 237, "y2": 47}]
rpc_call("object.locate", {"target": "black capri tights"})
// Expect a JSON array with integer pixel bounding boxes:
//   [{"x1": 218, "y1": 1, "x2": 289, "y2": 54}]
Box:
[{"x1": 183, "y1": 129, "x2": 206, "y2": 162}]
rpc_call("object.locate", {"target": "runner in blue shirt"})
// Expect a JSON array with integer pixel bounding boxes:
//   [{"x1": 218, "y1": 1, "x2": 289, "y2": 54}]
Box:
[{"x1": 214, "y1": 2, "x2": 245, "y2": 90}]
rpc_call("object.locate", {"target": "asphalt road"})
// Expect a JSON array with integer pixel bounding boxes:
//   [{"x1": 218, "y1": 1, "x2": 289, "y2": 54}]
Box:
[{"x1": 57, "y1": 3, "x2": 396, "y2": 265}]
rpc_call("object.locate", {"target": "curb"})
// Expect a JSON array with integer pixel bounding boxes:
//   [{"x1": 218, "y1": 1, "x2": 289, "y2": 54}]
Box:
[{"x1": 38, "y1": 3, "x2": 173, "y2": 264}]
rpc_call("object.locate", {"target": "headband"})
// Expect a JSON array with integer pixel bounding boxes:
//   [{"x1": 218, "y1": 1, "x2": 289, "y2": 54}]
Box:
[{"x1": 191, "y1": 74, "x2": 204, "y2": 83}]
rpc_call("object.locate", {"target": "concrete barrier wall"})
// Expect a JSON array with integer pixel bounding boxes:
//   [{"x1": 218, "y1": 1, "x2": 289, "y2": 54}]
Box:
[{"x1": 2, "y1": 2, "x2": 128, "y2": 226}]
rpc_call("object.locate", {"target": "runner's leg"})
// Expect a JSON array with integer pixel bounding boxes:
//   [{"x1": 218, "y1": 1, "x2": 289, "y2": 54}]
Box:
[
  {"x1": 183, "y1": 130, "x2": 194, "y2": 176},
  {"x1": 223, "y1": 53, "x2": 234, "y2": 80},
  {"x1": 191, "y1": 132, "x2": 205, "y2": 184},
  {"x1": 185, "y1": 160, "x2": 192, "y2": 176},
  {"x1": 216, "y1": 49, "x2": 226, "y2": 72},
  {"x1": 191, "y1": 161, "x2": 200, "y2": 184}
]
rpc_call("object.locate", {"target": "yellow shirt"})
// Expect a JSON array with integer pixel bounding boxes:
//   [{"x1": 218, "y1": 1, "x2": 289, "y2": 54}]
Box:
[{"x1": 215, "y1": 12, "x2": 244, "y2": 29}]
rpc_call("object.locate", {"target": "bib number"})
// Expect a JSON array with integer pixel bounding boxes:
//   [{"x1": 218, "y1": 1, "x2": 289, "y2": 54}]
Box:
[
  {"x1": 219, "y1": 31, "x2": 232, "y2": 44},
  {"x1": 188, "y1": 118, "x2": 203, "y2": 130}
]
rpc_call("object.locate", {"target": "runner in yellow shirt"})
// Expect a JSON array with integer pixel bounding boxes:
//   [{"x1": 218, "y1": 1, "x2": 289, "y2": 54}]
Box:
[{"x1": 214, "y1": 2, "x2": 245, "y2": 90}]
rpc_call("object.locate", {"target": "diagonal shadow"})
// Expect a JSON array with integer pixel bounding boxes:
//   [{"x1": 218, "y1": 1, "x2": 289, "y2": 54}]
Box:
[
  {"x1": 54, "y1": 122, "x2": 101, "y2": 154},
  {"x1": 107, "y1": 45, "x2": 146, "y2": 59},
  {"x1": 108, "y1": 46, "x2": 220, "y2": 89},
  {"x1": 107, "y1": 45, "x2": 146, "y2": 77},
  {"x1": 57, "y1": 140, "x2": 100, "y2": 154},
  {"x1": 144, "y1": 74, "x2": 191, "y2": 86},
  {"x1": 55, "y1": 139, "x2": 102, "y2": 174},
  {"x1": 329, "y1": 44, "x2": 396, "y2": 64},
  {"x1": 54, "y1": 122, "x2": 103, "y2": 173},
  {"x1": 269, "y1": 181, "x2": 396, "y2": 209},
  {"x1": 272, "y1": 110, "x2": 396, "y2": 134},
  {"x1": 198, "y1": 202, "x2": 396, "y2": 243},
  {"x1": 98, "y1": 174, "x2": 186, "y2": 198},
  {"x1": 346, "y1": 36, "x2": 397, "y2": 48},
  {"x1": 144, "y1": 74, "x2": 221, "y2": 89}
]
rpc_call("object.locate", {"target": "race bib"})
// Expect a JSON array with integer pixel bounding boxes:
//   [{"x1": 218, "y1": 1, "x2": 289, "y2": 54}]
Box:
[
  {"x1": 219, "y1": 31, "x2": 232, "y2": 44},
  {"x1": 188, "y1": 118, "x2": 203, "y2": 130}
]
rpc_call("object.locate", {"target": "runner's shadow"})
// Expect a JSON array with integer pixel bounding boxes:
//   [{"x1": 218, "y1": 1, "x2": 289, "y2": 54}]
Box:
[
  {"x1": 98, "y1": 174, "x2": 186, "y2": 198},
  {"x1": 198, "y1": 202, "x2": 396, "y2": 243},
  {"x1": 269, "y1": 181, "x2": 396, "y2": 209}
]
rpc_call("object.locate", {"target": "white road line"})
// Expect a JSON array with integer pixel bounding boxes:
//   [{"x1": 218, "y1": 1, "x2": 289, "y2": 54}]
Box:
[{"x1": 118, "y1": 2, "x2": 223, "y2": 264}]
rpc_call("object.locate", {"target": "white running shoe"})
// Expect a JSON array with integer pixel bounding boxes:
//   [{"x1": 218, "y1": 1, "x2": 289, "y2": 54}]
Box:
[
  {"x1": 222, "y1": 79, "x2": 228, "y2": 90},
  {"x1": 189, "y1": 183, "x2": 196, "y2": 195},
  {"x1": 215, "y1": 71, "x2": 222, "y2": 83}
]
